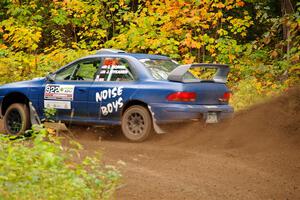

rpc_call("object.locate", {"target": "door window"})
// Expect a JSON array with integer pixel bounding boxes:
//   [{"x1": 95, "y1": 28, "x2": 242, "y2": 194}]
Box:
[
  {"x1": 96, "y1": 58, "x2": 134, "y2": 82},
  {"x1": 55, "y1": 58, "x2": 101, "y2": 81},
  {"x1": 55, "y1": 65, "x2": 77, "y2": 81}
]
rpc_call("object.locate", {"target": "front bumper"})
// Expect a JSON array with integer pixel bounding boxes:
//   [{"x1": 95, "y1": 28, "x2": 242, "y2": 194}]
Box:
[{"x1": 149, "y1": 103, "x2": 234, "y2": 124}]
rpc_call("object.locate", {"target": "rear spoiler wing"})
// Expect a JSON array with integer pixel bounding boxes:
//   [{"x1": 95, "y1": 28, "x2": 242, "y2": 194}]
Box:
[{"x1": 168, "y1": 63, "x2": 230, "y2": 83}]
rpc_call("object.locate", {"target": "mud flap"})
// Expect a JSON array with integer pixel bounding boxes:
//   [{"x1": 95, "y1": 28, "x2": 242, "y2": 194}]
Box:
[
  {"x1": 30, "y1": 102, "x2": 71, "y2": 134},
  {"x1": 29, "y1": 102, "x2": 41, "y2": 125},
  {"x1": 148, "y1": 105, "x2": 166, "y2": 134}
]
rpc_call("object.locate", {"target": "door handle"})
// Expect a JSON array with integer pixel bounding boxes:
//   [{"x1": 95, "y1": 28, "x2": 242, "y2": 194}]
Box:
[{"x1": 78, "y1": 88, "x2": 87, "y2": 93}]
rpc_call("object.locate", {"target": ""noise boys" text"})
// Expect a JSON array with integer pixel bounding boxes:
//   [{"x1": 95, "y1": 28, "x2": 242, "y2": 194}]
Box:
[{"x1": 95, "y1": 87, "x2": 124, "y2": 116}]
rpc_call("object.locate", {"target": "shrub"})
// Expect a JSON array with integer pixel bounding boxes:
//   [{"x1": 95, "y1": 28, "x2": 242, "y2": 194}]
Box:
[
  {"x1": 230, "y1": 77, "x2": 284, "y2": 111},
  {"x1": 0, "y1": 126, "x2": 121, "y2": 200}
]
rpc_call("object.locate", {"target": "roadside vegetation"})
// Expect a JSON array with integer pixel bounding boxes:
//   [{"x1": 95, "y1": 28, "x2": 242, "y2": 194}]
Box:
[{"x1": 0, "y1": 125, "x2": 121, "y2": 200}]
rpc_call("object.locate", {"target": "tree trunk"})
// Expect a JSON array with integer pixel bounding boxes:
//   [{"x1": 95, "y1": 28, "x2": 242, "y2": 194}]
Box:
[{"x1": 280, "y1": 0, "x2": 294, "y2": 56}]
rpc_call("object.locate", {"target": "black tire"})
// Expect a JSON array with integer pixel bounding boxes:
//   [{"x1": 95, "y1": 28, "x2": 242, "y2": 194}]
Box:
[
  {"x1": 3, "y1": 103, "x2": 30, "y2": 135},
  {"x1": 121, "y1": 105, "x2": 153, "y2": 142}
]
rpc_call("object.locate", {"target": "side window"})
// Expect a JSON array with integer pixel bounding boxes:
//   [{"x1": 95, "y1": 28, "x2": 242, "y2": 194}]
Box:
[
  {"x1": 96, "y1": 58, "x2": 134, "y2": 82},
  {"x1": 76, "y1": 60, "x2": 100, "y2": 81},
  {"x1": 55, "y1": 65, "x2": 77, "y2": 81},
  {"x1": 55, "y1": 58, "x2": 101, "y2": 81}
]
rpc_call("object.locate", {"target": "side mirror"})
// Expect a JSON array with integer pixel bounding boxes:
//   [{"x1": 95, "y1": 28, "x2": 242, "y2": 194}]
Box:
[{"x1": 46, "y1": 73, "x2": 55, "y2": 82}]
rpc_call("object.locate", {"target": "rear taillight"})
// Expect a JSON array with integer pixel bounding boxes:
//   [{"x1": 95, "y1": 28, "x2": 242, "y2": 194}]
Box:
[
  {"x1": 219, "y1": 91, "x2": 231, "y2": 102},
  {"x1": 167, "y1": 92, "x2": 197, "y2": 102}
]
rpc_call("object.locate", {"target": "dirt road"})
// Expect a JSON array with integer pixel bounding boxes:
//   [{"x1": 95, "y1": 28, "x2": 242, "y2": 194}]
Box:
[
  {"x1": 74, "y1": 87, "x2": 300, "y2": 199},
  {"x1": 1, "y1": 88, "x2": 299, "y2": 199}
]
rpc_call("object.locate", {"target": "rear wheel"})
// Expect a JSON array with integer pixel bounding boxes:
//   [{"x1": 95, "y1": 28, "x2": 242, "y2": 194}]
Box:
[
  {"x1": 3, "y1": 103, "x2": 30, "y2": 135},
  {"x1": 121, "y1": 105, "x2": 153, "y2": 142}
]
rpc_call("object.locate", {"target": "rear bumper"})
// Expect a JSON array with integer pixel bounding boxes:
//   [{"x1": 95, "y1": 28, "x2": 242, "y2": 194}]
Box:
[{"x1": 149, "y1": 103, "x2": 234, "y2": 124}]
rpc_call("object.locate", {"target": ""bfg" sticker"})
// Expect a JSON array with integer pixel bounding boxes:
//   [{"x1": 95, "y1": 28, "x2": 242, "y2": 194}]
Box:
[{"x1": 44, "y1": 100, "x2": 71, "y2": 110}]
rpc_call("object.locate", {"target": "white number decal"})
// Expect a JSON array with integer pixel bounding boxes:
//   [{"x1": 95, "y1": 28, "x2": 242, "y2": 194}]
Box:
[{"x1": 44, "y1": 84, "x2": 75, "y2": 101}]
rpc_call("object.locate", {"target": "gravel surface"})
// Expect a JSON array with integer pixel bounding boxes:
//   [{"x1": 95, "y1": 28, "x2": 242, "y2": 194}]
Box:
[
  {"x1": 1, "y1": 87, "x2": 299, "y2": 200},
  {"x1": 74, "y1": 87, "x2": 300, "y2": 200}
]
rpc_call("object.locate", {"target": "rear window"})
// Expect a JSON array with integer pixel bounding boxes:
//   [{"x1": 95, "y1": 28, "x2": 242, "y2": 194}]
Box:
[{"x1": 140, "y1": 59, "x2": 196, "y2": 80}]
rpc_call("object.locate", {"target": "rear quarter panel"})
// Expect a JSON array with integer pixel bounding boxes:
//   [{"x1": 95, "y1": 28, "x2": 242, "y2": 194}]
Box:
[{"x1": 129, "y1": 80, "x2": 183, "y2": 105}]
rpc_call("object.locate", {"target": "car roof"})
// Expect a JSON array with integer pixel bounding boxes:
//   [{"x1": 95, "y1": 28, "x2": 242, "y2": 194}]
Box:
[
  {"x1": 121, "y1": 53, "x2": 170, "y2": 60},
  {"x1": 94, "y1": 49, "x2": 170, "y2": 60}
]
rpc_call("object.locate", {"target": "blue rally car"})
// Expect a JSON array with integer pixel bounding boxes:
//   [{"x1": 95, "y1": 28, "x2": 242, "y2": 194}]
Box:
[{"x1": 0, "y1": 49, "x2": 233, "y2": 142}]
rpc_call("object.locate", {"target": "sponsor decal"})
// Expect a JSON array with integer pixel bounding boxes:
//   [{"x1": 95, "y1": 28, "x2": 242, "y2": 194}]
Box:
[
  {"x1": 95, "y1": 87, "x2": 124, "y2": 116},
  {"x1": 99, "y1": 69, "x2": 128, "y2": 74},
  {"x1": 44, "y1": 100, "x2": 71, "y2": 110},
  {"x1": 95, "y1": 75, "x2": 104, "y2": 82},
  {"x1": 44, "y1": 84, "x2": 75, "y2": 101}
]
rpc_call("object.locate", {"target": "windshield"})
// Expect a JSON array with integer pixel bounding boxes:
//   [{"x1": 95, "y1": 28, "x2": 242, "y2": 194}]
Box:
[{"x1": 140, "y1": 59, "x2": 196, "y2": 80}]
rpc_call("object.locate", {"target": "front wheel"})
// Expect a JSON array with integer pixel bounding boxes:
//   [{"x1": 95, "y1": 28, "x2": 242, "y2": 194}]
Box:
[
  {"x1": 3, "y1": 103, "x2": 30, "y2": 135},
  {"x1": 121, "y1": 105, "x2": 153, "y2": 142}
]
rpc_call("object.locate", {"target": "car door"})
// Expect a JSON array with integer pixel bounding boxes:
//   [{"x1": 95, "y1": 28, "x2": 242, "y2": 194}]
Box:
[
  {"x1": 89, "y1": 57, "x2": 138, "y2": 122},
  {"x1": 43, "y1": 58, "x2": 101, "y2": 121}
]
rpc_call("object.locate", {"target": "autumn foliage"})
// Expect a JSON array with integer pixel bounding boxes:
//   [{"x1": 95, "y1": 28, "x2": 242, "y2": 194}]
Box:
[{"x1": 0, "y1": 0, "x2": 299, "y2": 109}]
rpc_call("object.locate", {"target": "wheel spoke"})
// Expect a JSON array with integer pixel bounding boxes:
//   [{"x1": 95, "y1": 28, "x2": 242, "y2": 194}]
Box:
[
  {"x1": 6, "y1": 109, "x2": 22, "y2": 135},
  {"x1": 126, "y1": 111, "x2": 146, "y2": 136}
]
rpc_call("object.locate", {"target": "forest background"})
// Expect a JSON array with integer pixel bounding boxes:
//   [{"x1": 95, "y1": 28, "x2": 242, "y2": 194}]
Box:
[{"x1": 0, "y1": 0, "x2": 299, "y2": 110}]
